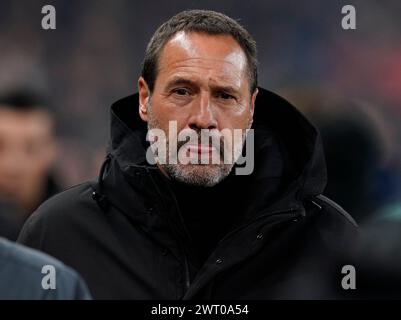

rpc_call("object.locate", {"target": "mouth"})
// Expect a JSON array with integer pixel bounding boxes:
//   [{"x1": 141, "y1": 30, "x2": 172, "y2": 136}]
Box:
[{"x1": 186, "y1": 144, "x2": 217, "y2": 155}]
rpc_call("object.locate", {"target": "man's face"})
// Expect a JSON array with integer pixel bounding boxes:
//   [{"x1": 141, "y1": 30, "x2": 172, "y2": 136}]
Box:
[
  {"x1": 0, "y1": 107, "x2": 56, "y2": 209},
  {"x1": 138, "y1": 31, "x2": 258, "y2": 186}
]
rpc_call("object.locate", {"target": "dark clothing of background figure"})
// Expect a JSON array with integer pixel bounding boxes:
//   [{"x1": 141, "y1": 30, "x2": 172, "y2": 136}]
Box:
[
  {"x1": 0, "y1": 237, "x2": 91, "y2": 299},
  {"x1": 0, "y1": 174, "x2": 61, "y2": 241}
]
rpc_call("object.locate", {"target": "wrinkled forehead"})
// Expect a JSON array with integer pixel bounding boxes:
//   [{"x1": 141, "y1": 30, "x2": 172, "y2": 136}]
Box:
[{"x1": 158, "y1": 31, "x2": 249, "y2": 80}]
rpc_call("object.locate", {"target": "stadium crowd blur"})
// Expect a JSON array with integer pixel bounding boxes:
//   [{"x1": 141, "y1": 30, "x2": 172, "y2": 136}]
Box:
[{"x1": 0, "y1": 0, "x2": 401, "y2": 297}]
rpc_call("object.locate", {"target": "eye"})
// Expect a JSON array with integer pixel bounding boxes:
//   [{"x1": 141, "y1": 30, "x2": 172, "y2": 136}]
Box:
[
  {"x1": 216, "y1": 91, "x2": 235, "y2": 100},
  {"x1": 172, "y1": 88, "x2": 190, "y2": 96}
]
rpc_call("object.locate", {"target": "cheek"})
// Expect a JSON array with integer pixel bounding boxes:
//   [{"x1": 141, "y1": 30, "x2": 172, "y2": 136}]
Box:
[
  {"x1": 219, "y1": 110, "x2": 253, "y2": 131},
  {"x1": 151, "y1": 100, "x2": 187, "y2": 130}
]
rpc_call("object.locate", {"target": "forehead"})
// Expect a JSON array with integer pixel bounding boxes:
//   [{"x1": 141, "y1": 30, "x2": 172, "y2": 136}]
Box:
[
  {"x1": 0, "y1": 108, "x2": 52, "y2": 138},
  {"x1": 157, "y1": 31, "x2": 248, "y2": 87}
]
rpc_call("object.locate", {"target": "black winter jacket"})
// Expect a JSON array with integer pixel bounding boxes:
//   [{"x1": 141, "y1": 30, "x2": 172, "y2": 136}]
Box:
[{"x1": 18, "y1": 88, "x2": 358, "y2": 299}]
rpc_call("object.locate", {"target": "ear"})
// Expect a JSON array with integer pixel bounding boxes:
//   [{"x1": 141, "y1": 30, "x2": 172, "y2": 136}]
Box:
[
  {"x1": 247, "y1": 88, "x2": 258, "y2": 128},
  {"x1": 250, "y1": 88, "x2": 258, "y2": 116},
  {"x1": 138, "y1": 77, "x2": 150, "y2": 122}
]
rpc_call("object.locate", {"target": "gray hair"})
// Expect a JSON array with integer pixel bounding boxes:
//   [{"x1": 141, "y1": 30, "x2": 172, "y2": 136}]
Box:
[{"x1": 141, "y1": 9, "x2": 258, "y2": 94}]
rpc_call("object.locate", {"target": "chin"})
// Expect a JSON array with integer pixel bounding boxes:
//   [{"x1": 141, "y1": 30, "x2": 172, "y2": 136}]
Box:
[{"x1": 164, "y1": 163, "x2": 233, "y2": 187}]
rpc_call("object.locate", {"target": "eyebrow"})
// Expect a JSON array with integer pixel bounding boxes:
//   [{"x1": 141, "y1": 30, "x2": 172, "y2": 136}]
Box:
[
  {"x1": 211, "y1": 84, "x2": 239, "y2": 95},
  {"x1": 165, "y1": 77, "x2": 240, "y2": 94},
  {"x1": 165, "y1": 77, "x2": 198, "y2": 90}
]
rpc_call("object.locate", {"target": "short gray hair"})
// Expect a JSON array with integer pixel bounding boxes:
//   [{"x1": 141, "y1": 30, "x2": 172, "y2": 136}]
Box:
[{"x1": 141, "y1": 9, "x2": 258, "y2": 94}]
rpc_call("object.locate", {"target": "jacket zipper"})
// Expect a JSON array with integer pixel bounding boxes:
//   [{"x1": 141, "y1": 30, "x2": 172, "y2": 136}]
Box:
[
  {"x1": 217, "y1": 207, "x2": 301, "y2": 246},
  {"x1": 183, "y1": 208, "x2": 302, "y2": 300},
  {"x1": 144, "y1": 165, "x2": 301, "y2": 294},
  {"x1": 146, "y1": 168, "x2": 192, "y2": 292},
  {"x1": 162, "y1": 176, "x2": 192, "y2": 292}
]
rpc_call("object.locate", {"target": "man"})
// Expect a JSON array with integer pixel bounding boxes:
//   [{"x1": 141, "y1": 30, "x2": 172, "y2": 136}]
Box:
[
  {"x1": 0, "y1": 237, "x2": 91, "y2": 299},
  {"x1": 18, "y1": 10, "x2": 357, "y2": 299},
  {"x1": 0, "y1": 90, "x2": 60, "y2": 239}
]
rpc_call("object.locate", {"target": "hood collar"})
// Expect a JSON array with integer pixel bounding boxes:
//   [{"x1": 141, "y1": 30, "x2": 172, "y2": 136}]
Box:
[{"x1": 107, "y1": 87, "x2": 327, "y2": 199}]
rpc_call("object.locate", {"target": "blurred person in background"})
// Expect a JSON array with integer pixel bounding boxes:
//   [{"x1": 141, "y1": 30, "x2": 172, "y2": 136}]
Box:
[
  {"x1": 0, "y1": 200, "x2": 20, "y2": 241},
  {"x1": 283, "y1": 89, "x2": 397, "y2": 224},
  {"x1": 283, "y1": 90, "x2": 401, "y2": 298},
  {"x1": 0, "y1": 89, "x2": 61, "y2": 240}
]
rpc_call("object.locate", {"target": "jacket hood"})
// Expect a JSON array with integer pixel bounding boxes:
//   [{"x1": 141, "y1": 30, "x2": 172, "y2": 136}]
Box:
[{"x1": 106, "y1": 88, "x2": 327, "y2": 211}]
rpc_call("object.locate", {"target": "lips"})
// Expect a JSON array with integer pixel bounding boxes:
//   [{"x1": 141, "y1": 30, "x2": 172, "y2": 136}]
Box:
[{"x1": 186, "y1": 144, "x2": 217, "y2": 154}]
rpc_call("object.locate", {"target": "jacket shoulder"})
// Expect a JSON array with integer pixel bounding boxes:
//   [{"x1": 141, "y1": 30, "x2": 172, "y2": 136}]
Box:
[
  {"x1": 37, "y1": 181, "x2": 95, "y2": 213},
  {"x1": 312, "y1": 194, "x2": 358, "y2": 228},
  {"x1": 26, "y1": 181, "x2": 96, "y2": 222},
  {"x1": 306, "y1": 194, "x2": 359, "y2": 256},
  {"x1": 0, "y1": 238, "x2": 91, "y2": 299},
  {"x1": 17, "y1": 181, "x2": 99, "y2": 246}
]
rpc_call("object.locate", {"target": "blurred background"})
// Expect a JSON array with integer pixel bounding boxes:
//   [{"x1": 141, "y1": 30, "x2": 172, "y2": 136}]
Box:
[{"x1": 0, "y1": 0, "x2": 400, "y2": 239}]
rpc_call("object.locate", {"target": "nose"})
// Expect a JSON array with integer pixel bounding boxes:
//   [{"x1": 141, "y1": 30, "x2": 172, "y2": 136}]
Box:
[{"x1": 187, "y1": 92, "x2": 218, "y2": 130}]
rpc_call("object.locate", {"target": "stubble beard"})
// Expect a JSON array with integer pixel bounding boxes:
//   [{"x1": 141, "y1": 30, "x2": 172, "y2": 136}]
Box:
[{"x1": 146, "y1": 102, "x2": 250, "y2": 187}]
